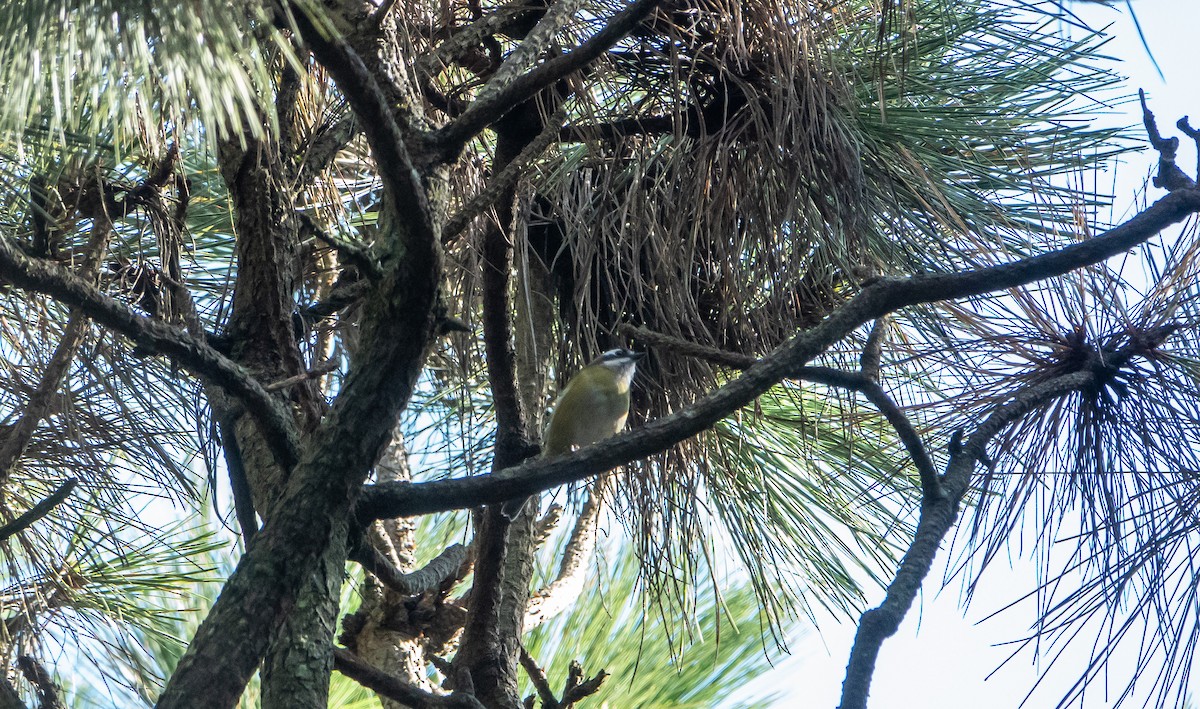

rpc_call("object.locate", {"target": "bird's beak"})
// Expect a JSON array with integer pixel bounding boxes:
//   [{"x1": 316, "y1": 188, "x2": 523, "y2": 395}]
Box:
[{"x1": 631, "y1": 351, "x2": 646, "y2": 361}]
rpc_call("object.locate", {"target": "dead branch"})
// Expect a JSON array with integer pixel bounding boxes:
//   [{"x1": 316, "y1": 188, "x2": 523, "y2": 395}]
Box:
[
  {"x1": 524, "y1": 481, "x2": 608, "y2": 631},
  {"x1": 1140, "y1": 89, "x2": 1197, "y2": 191}
]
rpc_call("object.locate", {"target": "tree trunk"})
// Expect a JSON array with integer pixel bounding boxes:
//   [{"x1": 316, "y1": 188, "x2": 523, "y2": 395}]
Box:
[{"x1": 217, "y1": 130, "x2": 334, "y2": 708}]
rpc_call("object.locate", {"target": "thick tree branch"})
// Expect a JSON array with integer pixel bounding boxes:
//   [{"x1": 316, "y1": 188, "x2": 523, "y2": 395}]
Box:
[
  {"x1": 472, "y1": 0, "x2": 588, "y2": 108},
  {"x1": 859, "y1": 317, "x2": 888, "y2": 381},
  {"x1": 288, "y1": 3, "x2": 437, "y2": 245},
  {"x1": 333, "y1": 648, "x2": 485, "y2": 709},
  {"x1": 0, "y1": 237, "x2": 301, "y2": 472},
  {"x1": 415, "y1": 6, "x2": 523, "y2": 81},
  {"x1": 432, "y1": 0, "x2": 665, "y2": 160},
  {"x1": 454, "y1": 90, "x2": 550, "y2": 705},
  {"x1": 159, "y1": 5, "x2": 444, "y2": 705},
  {"x1": 357, "y1": 187, "x2": 1200, "y2": 520}
]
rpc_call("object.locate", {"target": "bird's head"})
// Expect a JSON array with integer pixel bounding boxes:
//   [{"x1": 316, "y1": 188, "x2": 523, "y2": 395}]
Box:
[{"x1": 588, "y1": 348, "x2": 645, "y2": 387}]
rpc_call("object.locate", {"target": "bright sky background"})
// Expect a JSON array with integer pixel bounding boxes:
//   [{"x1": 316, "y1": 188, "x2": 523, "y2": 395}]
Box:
[{"x1": 760, "y1": 4, "x2": 1199, "y2": 708}]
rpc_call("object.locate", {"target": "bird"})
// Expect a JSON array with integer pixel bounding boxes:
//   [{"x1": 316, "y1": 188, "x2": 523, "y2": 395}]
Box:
[{"x1": 501, "y1": 348, "x2": 645, "y2": 520}]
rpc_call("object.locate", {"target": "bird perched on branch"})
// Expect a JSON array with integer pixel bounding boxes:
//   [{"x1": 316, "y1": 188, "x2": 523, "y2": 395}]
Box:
[{"x1": 501, "y1": 348, "x2": 645, "y2": 520}]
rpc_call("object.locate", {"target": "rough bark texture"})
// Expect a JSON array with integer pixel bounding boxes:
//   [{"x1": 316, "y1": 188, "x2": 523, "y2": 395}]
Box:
[
  {"x1": 217, "y1": 132, "x2": 312, "y2": 519},
  {"x1": 216, "y1": 122, "x2": 335, "y2": 709},
  {"x1": 453, "y1": 100, "x2": 551, "y2": 707}
]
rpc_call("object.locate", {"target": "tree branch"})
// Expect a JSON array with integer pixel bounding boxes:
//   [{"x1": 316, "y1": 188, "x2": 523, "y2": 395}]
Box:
[
  {"x1": 333, "y1": 648, "x2": 485, "y2": 709},
  {"x1": 796, "y1": 367, "x2": 941, "y2": 499},
  {"x1": 350, "y1": 542, "x2": 470, "y2": 596},
  {"x1": 0, "y1": 675, "x2": 28, "y2": 709},
  {"x1": 471, "y1": 0, "x2": 588, "y2": 111},
  {"x1": 443, "y1": 105, "x2": 568, "y2": 243},
  {"x1": 287, "y1": 3, "x2": 437, "y2": 245},
  {"x1": 16, "y1": 656, "x2": 63, "y2": 709},
  {"x1": 837, "y1": 369, "x2": 1094, "y2": 709},
  {"x1": 298, "y1": 211, "x2": 382, "y2": 281},
  {"x1": 295, "y1": 113, "x2": 360, "y2": 189},
  {"x1": 524, "y1": 480, "x2": 608, "y2": 631},
  {"x1": 356, "y1": 187, "x2": 1200, "y2": 521},
  {"x1": 0, "y1": 219, "x2": 110, "y2": 488},
  {"x1": 432, "y1": 0, "x2": 665, "y2": 160},
  {"x1": 159, "y1": 5, "x2": 444, "y2": 704},
  {"x1": 620, "y1": 325, "x2": 939, "y2": 497},
  {"x1": 1140, "y1": 89, "x2": 1196, "y2": 191},
  {"x1": 518, "y1": 646, "x2": 558, "y2": 708},
  {"x1": 0, "y1": 237, "x2": 301, "y2": 472},
  {"x1": 0, "y1": 480, "x2": 77, "y2": 543}
]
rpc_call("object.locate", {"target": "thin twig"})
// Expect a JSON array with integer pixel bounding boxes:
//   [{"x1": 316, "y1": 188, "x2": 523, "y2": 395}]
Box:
[
  {"x1": 560, "y1": 660, "x2": 606, "y2": 708},
  {"x1": 620, "y1": 325, "x2": 938, "y2": 497},
  {"x1": 797, "y1": 367, "x2": 941, "y2": 500},
  {"x1": 1177, "y1": 115, "x2": 1200, "y2": 184}
]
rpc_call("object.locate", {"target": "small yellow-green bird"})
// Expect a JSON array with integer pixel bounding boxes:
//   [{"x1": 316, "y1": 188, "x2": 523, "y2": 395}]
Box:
[{"x1": 501, "y1": 348, "x2": 645, "y2": 519}]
